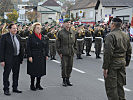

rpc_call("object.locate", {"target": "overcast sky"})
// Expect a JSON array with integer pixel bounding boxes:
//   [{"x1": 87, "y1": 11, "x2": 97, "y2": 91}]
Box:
[{"x1": 22, "y1": 0, "x2": 29, "y2": 2}]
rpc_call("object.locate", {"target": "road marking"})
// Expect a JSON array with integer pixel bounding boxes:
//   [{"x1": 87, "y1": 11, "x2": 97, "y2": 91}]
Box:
[
  {"x1": 52, "y1": 60, "x2": 86, "y2": 74},
  {"x1": 98, "y1": 78, "x2": 104, "y2": 82},
  {"x1": 124, "y1": 87, "x2": 131, "y2": 92},
  {"x1": 52, "y1": 60, "x2": 61, "y2": 64},
  {"x1": 98, "y1": 78, "x2": 132, "y2": 92},
  {"x1": 72, "y1": 68, "x2": 86, "y2": 74}
]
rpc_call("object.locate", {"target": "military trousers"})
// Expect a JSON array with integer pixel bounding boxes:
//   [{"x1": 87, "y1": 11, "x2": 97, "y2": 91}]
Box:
[
  {"x1": 76, "y1": 40, "x2": 83, "y2": 55},
  {"x1": 95, "y1": 42, "x2": 102, "y2": 55},
  {"x1": 61, "y1": 55, "x2": 73, "y2": 78},
  {"x1": 49, "y1": 42, "x2": 56, "y2": 56},
  {"x1": 104, "y1": 67, "x2": 126, "y2": 100},
  {"x1": 85, "y1": 39, "x2": 92, "y2": 54}
]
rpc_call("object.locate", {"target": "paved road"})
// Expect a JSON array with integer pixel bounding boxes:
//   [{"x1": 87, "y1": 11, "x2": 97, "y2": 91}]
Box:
[{"x1": 0, "y1": 51, "x2": 133, "y2": 100}]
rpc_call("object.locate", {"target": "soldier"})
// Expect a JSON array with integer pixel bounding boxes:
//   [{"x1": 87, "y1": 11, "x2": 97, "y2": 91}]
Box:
[
  {"x1": 47, "y1": 26, "x2": 57, "y2": 60},
  {"x1": 42, "y1": 22, "x2": 50, "y2": 35},
  {"x1": 56, "y1": 18, "x2": 77, "y2": 87},
  {"x1": 75, "y1": 25, "x2": 84, "y2": 59},
  {"x1": 84, "y1": 25, "x2": 93, "y2": 56},
  {"x1": 102, "y1": 18, "x2": 132, "y2": 100},
  {"x1": 94, "y1": 25, "x2": 103, "y2": 59}
]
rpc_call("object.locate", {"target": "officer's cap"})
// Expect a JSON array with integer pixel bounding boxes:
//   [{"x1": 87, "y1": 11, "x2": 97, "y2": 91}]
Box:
[{"x1": 63, "y1": 18, "x2": 71, "y2": 23}]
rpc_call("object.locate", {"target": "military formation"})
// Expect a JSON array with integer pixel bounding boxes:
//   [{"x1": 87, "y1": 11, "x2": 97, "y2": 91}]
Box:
[
  {"x1": 0, "y1": 21, "x2": 108, "y2": 60},
  {"x1": 0, "y1": 18, "x2": 132, "y2": 100}
]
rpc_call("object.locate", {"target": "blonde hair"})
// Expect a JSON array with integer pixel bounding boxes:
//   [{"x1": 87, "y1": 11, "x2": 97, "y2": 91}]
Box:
[{"x1": 31, "y1": 22, "x2": 42, "y2": 32}]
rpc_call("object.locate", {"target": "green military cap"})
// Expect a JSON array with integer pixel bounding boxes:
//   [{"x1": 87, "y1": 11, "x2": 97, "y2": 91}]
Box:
[
  {"x1": 45, "y1": 22, "x2": 48, "y2": 24},
  {"x1": 28, "y1": 23, "x2": 32, "y2": 26},
  {"x1": 50, "y1": 26, "x2": 54, "y2": 29},
  {"x1": 87, "y1": 25, "x2": 90, "y2": 27},
  {"x1": 81, "y1": 24, "x2": 84, "y2": 26},
  {"x1": 78, "y1": 25, "x2": 82, "y2": 27},
  {"x1": 63, "y1": 18, "x2": 71, "y2": 23},
  {"x1": 95, "y1": 24, "x2": 99, "y2": 27}
]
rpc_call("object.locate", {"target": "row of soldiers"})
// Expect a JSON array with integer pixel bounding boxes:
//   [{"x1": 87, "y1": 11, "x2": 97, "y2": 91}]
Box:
[{"x1": 0, "y1": 22, "x2": 108, "y2": 59}]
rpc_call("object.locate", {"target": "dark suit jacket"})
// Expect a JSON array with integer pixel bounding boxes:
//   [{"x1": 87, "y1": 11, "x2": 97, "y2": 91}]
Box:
[{"x1": 0, "y1": 33, "x2": 24, "y2": 64}]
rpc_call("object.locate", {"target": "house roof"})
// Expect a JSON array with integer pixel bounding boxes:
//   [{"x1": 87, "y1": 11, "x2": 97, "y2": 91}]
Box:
[
  {"x1": 41, "y1": 0, "x2": 60, "y2": 7},
  {"x1": 101, "y1": 0, "x2": 133, "y2": 7},
  {"x1": 70, "y1": 0, "x2": 98, "y2": 10}
]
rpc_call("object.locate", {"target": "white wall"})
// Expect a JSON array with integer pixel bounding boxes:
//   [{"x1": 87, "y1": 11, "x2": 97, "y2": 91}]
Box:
[
  {"x1": 97, "y1": 3, "x2": 125, "y2": 22},
  {"x1": 70, "y1": 7, "x2": 96, "y2": 22},
  {"x1": 113, "y1": 7, "x2": 133, "y2": 22},
  {"x1": 37, "y1": 5, "x2": 61, "y2": 24}
]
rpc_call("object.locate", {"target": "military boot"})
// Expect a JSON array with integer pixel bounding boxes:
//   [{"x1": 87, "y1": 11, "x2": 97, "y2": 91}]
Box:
[
  {"x1": 79, "y1": 55, "x2": 83, "y2": 59},
  {"x1": 62, "y1": 78, "x2": 67, "y2": 87},
  {"x1": 66, "y1": 78, "x2": 73, "y2": 86},
  {"x1": 96, "y1": 54, "x2": 98, "y2": 59},
  {"x1": 76, "y1": 54, "x2": 80, "y2": 59}
]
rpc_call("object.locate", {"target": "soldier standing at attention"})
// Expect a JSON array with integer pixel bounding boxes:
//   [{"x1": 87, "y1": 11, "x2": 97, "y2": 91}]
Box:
[
  {"x1": 56, "y1": 18, "x2": 77, "y2": 87},
  {"x1": 84, "y1": 25, "x2": 93, "y2": 56},
  {"x1": 102, "y1": 18, "x2": 132, "y2": 100},
  {"x1": 94, "y1": 25, "x2": 103, "y2": 59},
  {"x1": 47, "y1": 26, "x2": 57, "y2": 60},
  {"x1": 75, "y1": 25, "x2": 84, "y2": 59}
]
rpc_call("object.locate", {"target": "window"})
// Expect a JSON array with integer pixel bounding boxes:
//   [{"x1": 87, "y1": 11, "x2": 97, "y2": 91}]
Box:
[{"x1": 112, "y1": 8, "x2": 116, "y2": 14}]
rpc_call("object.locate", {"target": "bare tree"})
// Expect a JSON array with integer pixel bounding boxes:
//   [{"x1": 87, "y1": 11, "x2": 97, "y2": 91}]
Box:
[{"x1": 0, "y1": 0, "x2": 14, "y2": 16}]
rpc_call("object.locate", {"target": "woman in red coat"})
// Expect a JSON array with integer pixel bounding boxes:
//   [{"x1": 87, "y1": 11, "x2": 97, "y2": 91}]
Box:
[{"x1": 27, "y1": 22, "x2": 49, "y2": 91}]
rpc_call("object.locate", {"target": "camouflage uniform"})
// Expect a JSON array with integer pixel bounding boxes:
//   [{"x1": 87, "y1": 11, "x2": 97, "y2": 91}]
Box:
[{"x1": 102, "y1": 28, "x2": 132, "y2": 100}]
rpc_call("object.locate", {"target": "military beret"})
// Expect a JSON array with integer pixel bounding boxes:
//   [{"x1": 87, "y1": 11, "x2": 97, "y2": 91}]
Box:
[
  {"x1": 50, "y1": 26, "x2": 54, "y2": 29},
  {"x1": 78, "y1": 25, "x2": 82, "y2": 27},
  {"x1": 81, "y1": 24, "x2": 84, "y2": 26},
  {"x1": 45, "y1": 22, "x2": 48, "y2": 24},
  {"x1": 87, "y1": 25, "x2": 90, "y2": 27},
  {"x1": 63, "y1": 18, "x2": 71, "y2": 23},
  {"x1": 112, "y1": 17, "x2": 122, "y2": 23},
  {"x1": 95, "y1": 24, "x2": 99, "y2": 27}
]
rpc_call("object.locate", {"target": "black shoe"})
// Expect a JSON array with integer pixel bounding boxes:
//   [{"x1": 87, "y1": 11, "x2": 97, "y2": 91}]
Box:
[
  {"x1": 86, "y1": 54, "x2": 91, "y2": 56},
  {"x1": 36, "y1": 85, "x2": 43, "y2": 90},
  {"x1": 50, "y1": 58, "x2": 53, "y2": 60},
  {"x1": 4, "y1": 90, "x2": 11, "y2": 96},
  {"x1": 13, "y1": 89, "x2": 22, "y2": 93},
  {"x1": 98, "y1": 56, "x2": 101, "y2": 59},
  {"x1": 30, "y1": 85, "x2": 36, "y2": 91},
  {"x1": 88, "y1": 54, "x2": 91, "y2": 56},
  {"x1": 79, "y1": 57, "x2": 83, "y2": 59}
]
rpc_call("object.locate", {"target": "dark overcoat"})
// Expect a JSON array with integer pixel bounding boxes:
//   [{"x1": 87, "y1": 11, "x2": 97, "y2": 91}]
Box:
[{"x1": 27, "y1": 33, "x2": 49, "y2": 77}]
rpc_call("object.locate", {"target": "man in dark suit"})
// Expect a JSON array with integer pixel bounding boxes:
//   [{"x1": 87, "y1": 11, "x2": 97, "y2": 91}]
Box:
[{"x1": 0, "y1": 23, "x2": 23, "y2": 96}]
